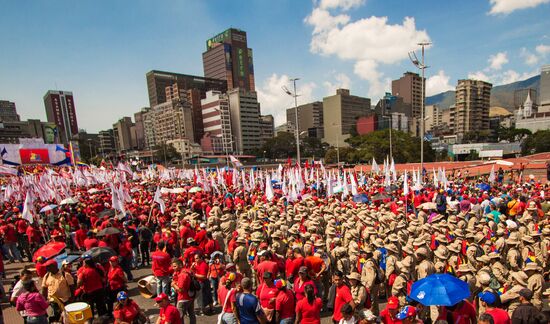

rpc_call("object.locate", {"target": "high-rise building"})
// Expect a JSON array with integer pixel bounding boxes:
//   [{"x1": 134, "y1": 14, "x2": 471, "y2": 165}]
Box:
[
  {"x1": 43, "y1": 90, "x2": 78, "y2": 144},
  {"x1": 539, "y1": 65, "x2": 550, "y2": 113},
  {"x1": 391, "y1": 72, "x2": 425, "y2": 118},
  {"x1": 144, "y1": 99, "x2": 195, "y2": 148},
  {"x1": 98, "y1": 129, "x2": 116, "y2": 156},
  {"x1": 112, "y1": 117, "x2": 136, "y2": 153},
  {"x1": 286, "y1": 101, "x2": 324, "y2": 138},
  {"x1": 203, "y1": 28, "x2": 255, "y2": 92},
  {"x1": 134, "y1": 108, "x2": 150, "y2": 150},
  {"x1": 424, "y1": 105, "x2": 443, "y2": 132},
  {"x1": 452, "y1": 79, "x2": 492, "y2": 140},
  {"x1": 165, "y1": 85, "x2": 204, "y2": 143},
  {"x1": 201, "y1": 91, "x2": 234, "y2": 154},
  {"x1": 259, "y1": 115, "x2": 275, "y2": 144},
  {"x1": 322, "y1": 89, "x2": 371, "y2": 147},
  {"x1": 228, "y1": 89, "x2": 261, "y2": 154},
  {"x1": 0, "y1": 100, "x2": 20, "y2": 122},
  {"x1": 146, "y1": 70, "x2": 227, "y2": 107}
]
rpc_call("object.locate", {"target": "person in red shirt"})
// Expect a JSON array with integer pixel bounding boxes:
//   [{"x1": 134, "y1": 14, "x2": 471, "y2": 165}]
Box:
[
  {"x1": 208, "y1": 252, "x2": 225, "y2": 306},
  {"x1": 256, "y1": 251, "x2": 279, "y2": 286},
  {"x1": 118, "y1": 236, "x2": 134, "y2": 280},
  {"x1": 191, "y1": 253, "x2": 212, "y2": 315},
  {"x1": 83, "y1": 231, "x2": 99, "y2": 250},
  {"x1": 151, "y1": 241, "x2": 172, "y2": 296},
  {"x1": 107, "y1": 256, "x2": 127, "y2": 313},
  {"x1": 438, "y1": 299, "x2": 477, "y2": 324},
  {"x1": 182, "y1": 238, "x2": 202, "y2": 267},
  {"x1": 26, "y1": 223, "x2": 42, "y2": 254},
  {"x1": 77, "y1": 257, "x2": 107, "y2": 316},
  {"x1": 380, "y1": 296, "x2": 402, "y2": 324},
  {"x1": 332, "y1": 271, "x2": 355, "y2": 323},
  {"x1": 217, "y1": 273, "x2": 238, "y2": 323},
  {"x1": 275, "y1": 279, "x2": 296, "y2": 324},
  {"x1": 74, "y1": 224, "x2": 88, "y2": 251},
  {"x1": 172, "y1": 259, "x2": 196, "y2": 323},
  {"x1": 285, "y1": 247, "x2": 304, "y2": 282},
  {"x1": 478, "y1": 292, "x2": 511, "y2": 324},
  {"x1": 256, "y1": 271, "x2": 278, "y2": 322},
  {"x1": 296, "y1": 284, "x2": 323, "y2": 324},
  {"x1": 15, "y1": 218, "x2": 31, "y2": 262},
  {"x1": 203, "y1": 232, "x2": 220, "y2": 257},
  {"x1": 155, "y1": 293, "x2": 181, "y2": 324},
  {"x1": 113, "y1": 291, "x2": 147, "y2": 324},
  {"x1": 293, "y1": 266, "x2": 318, "y2": 302},
  {"x1": 1, "y1": 221, "x2": 22, "y2": 262}
]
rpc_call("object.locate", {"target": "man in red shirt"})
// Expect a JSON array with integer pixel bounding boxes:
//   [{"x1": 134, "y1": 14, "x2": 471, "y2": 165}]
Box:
[
  {"x1": 285, "y1": 247, "x2": 304, "y2": 282},
  {"x1": 1, "y1": 220, "x2": 22, "y2": 262},
  {"x1": 256, "y1": 251, "x2": 279, "y2": 285},
  {"x1": 191, "y1": 253, "x2": 212, "y2": 315},
  {"x1": 172, "y1": 258, "x2": 196, "y2": 323},
  {"x1": 380, "y1": 296, "x2": 402, "y2": 324},
  {"x1": 156, "y1": 293, "x2": 181, "y2": 324},
  {"x1": 151, "y1": 241, "x2": 172, "y2": 296},
  {"x1": 275, "y1": 279, "x2": 296, "y2": 324},
  {"x1": 118, "y1": 236, "x2": 134, "y2": 280},
  {"x1": 107, "y1": 256, "x2": 127, "y2": 313},
  {"x1": 438, "y1": 299, "x2": 477, "y2": 324},
  {"x1": 332, "y1": 271, "x2": 355, "y2": 323},
  {"x1": 74, "y1": 224, "x2": 88, "y2": 251},
  {"x1": 15, "y1": 218, "x2": 31, "y2": 262},
  {"x1": 83, "y1": 231, "x2": 99, "y2": 250},
  {"x1": 182, "y1": 238, "x2": 202, "y2": 267},
  {"x1": 478, "y1": 291, "x2": 511, "y2": 324}
]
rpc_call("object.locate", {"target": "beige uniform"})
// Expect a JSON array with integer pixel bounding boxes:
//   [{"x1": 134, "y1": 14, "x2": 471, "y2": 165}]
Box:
[
  {"x1": 233, "y1": 245, "x2": 251, "y2": 277},
  {"x1": 500, "y1": 284, "x2": 526, "y2": 316},
  {"x1": 416, "y1": 259, "x2": 435, "y2": 280},
  {"x1": 385, "y1": 254, "x2": 398, "y2": 280},
  {"x1": 391, "y1": 273, "x2": 410, "y2": 307},
  {"x1": 507, "y1": 248, "x2": 522, "y2": 271},
  {"x1": 492, "y1": 261, "x2": 509, "y2": 285},
  {"x1": 351, "y1": 285, "x2": 368, "y2": 311},
  {"x1": 527, "y1": 273, "x2": 544, "y2": 309},
  {"x1": 361, "y1": 259, "x2": 380, "y2": 315}
]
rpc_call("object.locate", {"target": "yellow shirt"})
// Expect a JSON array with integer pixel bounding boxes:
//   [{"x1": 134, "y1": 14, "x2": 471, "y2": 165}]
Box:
[{"x1": 42, "y1": 271, "x2": 74, "y2": 303}]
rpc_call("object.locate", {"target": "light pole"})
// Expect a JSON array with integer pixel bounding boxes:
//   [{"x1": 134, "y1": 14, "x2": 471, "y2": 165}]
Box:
[
  {"x1": 409, "y1": 42, "x2": 431, "y2": 177},
  {"x1": 87, "y1": 139, "x2": 93, "y2": 162},
  {"x1": 283, "y1": 78, "x2": 301, "y2": 165}
]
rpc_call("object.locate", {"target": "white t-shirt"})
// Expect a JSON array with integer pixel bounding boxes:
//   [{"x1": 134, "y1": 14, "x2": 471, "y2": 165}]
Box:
[{"x1": 339, "y1": 316, "x2": 357, "y2": 324}]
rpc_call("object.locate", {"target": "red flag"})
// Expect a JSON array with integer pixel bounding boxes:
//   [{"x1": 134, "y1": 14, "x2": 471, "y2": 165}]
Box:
[
  {"x1": 305, "y1": 160, "x2": 309, "y2": 169},
  {"x1": 287, "y1": 157, "x2": 291, "y2": 167}
]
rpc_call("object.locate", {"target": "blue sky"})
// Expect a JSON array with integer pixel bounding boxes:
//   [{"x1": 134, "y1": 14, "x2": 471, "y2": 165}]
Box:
[{"x1": 1, "y1": 0, "x2": 549, "y2": 132}]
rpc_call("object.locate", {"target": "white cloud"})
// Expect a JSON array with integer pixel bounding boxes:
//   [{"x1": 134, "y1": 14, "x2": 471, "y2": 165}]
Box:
[
  {"x1": 499, "y1": 70, "x2": 538, "y2": 84},
  {"x1": 488, "y1": 0, "x2": 550, "y2": 15},
  {"x1": 520, "y1": 48, "x2": 539, "y2": 66},
  {"x1": 319, "y1": 0, "x2": 365, "y2": 11},
  {"x1": 305, "y1": 4, "x2": 430, "y2": 99},
  {"x1": 426, "y1": 70, "x2": 454, "y2": 96},
  {"x1": 256, "y1": 74, "x2": 316, "y2": 126},
  {"x1": 488, "y1": 52, "x2": 508, "y2": 70},
  {"x1": 468, "y1": 71, "x2": 491, "y2": 82},
  {"x1": 536, "y1": 44, "x2": 550, "y2": 55},
  {"x1": 323, "y1": 73, "x2": 352, "y2": 95}
]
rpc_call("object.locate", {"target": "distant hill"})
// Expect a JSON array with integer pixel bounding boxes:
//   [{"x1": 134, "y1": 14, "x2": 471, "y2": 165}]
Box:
[{"x1": 426, "y1": 75, "x2": 540, "y2": 111}]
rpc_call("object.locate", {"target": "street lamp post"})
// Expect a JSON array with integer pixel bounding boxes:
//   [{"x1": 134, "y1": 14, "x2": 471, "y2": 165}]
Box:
[
  {"x1": 87, "y1": 139, "x2": 93, "y2": 162},
  {"x1": 409, "y1": 42, "x2": 431, "y2": 179},
  {"x1": 283, "y1": 78, "x2": 301, "y2": 166}
]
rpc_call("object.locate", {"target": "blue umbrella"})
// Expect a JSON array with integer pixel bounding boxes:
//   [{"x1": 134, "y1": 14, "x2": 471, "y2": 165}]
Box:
[
  {"x1": 352, "y1": 193, "x2": 369, "y2": 203},
  {"x1": 409, "y1": 273, "x2": 471, "y2": 306}
]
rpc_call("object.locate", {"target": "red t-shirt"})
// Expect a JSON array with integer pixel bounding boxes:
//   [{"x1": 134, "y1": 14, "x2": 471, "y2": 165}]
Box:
[
  {"x1": 113, "y1": 300, "x2": 140, "y2": 322},
  {"x1": 158, "y1": 304, "x2": 181, "y2": 324},
  {"x1": 176, "y1": 270, "x2": 192, "y2": 301},
  {"x1": 26, "y1": 226, "x2": 41, "y2": 243},
  {"x1": 293, "y1": 278, "x2": 317, "y2": 302},
  {"x1": 182, "y1": 246, "x2": 202, "y2": 266},
  {"x1": 1, "y1": 224, "x2": 17, "y2": 243},
  {"x1": 108, "y1": 265, "x2": 126, "y2": 290},
  {"x1": 286, "y1": 257, "x2": 304, "y2": 279},
  {"x1": 151, "y1": 250, "x2": 172, "y2": 277},
  {"x1": 438, "y1": 301, "x2": 477, "y2": 324},
  {"x1": 257, "y1": 283, "x2": 278, "y2": 309},
  {"x1": 78, "y1": 267, "x2": 104, "y2": 293},
  {"x1": 256, "y1": 261, "x2": 279, "y2": 285},
  {"x1": 119, "y1": 241, "x2": 132, "y2": 258},
  {"x1": 380, "y1": 308, "x2": 403, "y2": 324},
  {"x1": 304, "y1": 256, "x2": 324, "y2": 277},
  {"x1": 83, "y1": 238, "x2": 99, "y2": 250},
  {"x1": 192, "y1": 260, "x2": 209, "y2": 282},
  {"x1": 276, "y1": 289, "x2": 296, "y2": 320},
  {"x1": 75, "y1": 229, "x2": 87, "y2": 248},
  {"x1": 16, "y1": 219, "x2": 28, "y2": 234},
  {"x1": 218, "y1": 286, "x2": 236, "y2": 313},
  {"x1": 485, "y1": 308, "x2": 511, "y2": 324},
  {"x1": 296, "y1": 297, "x2": 323, "y2": 324},
  {"x1": 333, "y1": 284, "x2": 353, "y2": 322}
]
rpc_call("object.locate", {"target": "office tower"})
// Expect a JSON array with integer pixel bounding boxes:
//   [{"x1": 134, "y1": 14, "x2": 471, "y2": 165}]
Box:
[
  {"x1": 202, "y1": 28, "x2": 255, "y2": 91},
  {"x1": 165, "y1": 85, "x2": 204, "y2": 143},
  {"x1": 44, "y1": 90, "x2": 78, "y2": 144},
  {"x1": 98, "y1": 129, "x2": 116, "y2": 156},
  {"x1": 392, "y1": 72, "x2": 425, "y2": 118},
  {"x1": 201, "y1": 90, "x2": 234, "y2": 154},
  {"x1": 259, "y1": 115, "x2": 275, "y2": 144},
  {"x1": 144, "y1": 100, "x2": 194, "y2": 149},
  {"x1": 112, "y1": 117, "x2": 136, "y2": 153},
  {"x1": 286, "y1": 101, "x2": 324, "y2": 138},
  {"x1": 0, "y1": 100, "x2": 20, "y2": 122},
  {"x1": 539, "y1": 65, "x2": 550, "y2": 113},
  {"x1": 424, "y1": 105, "x2": 443, "y2": 132},
  {"x1": 228, "y1": 89, "x2": 261, "y2": 154},
  {"x1": 134, "y1": 108, "x2": 150, "y2": 150},
  {"x1": 453, "y1": 79, "x2": 492, "y2": 140},
  {"x1": 322, "y1": 89, "x2": 371, "y2": 147},
  {"x1": 146, "y1": 70, "x2": 227, "y2": 107}
]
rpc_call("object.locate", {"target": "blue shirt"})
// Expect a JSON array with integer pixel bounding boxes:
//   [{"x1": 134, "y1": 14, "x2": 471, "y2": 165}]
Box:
[{"x1": 236, "y1": 292, "x2": 263, "y2": 324}]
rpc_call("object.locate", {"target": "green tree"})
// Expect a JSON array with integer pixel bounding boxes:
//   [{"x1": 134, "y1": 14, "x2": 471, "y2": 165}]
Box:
[
  {"x1": 153, "y1": 143, "x2": 181, "y2": 164},
  {"x1": 521, "y1": 130, "x2": 550, "y2": 155},
  {"x1": 259, "y1": 132, "x2": 297, "y2": 159},
  {"x1": 301, "y1": 137, "x2": 329, "y2": 158},
  {"x1": 324, "y1": 147, "x2": 357, "y2": 164}
]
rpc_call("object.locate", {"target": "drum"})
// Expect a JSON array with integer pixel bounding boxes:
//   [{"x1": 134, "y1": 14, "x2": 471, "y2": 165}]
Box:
[
  {"x1": 138, "y1": 275, "x2": 157, "y2": 298},
  {"x1": 64, "y1": 302, "x2": 92, "y2": 324}
]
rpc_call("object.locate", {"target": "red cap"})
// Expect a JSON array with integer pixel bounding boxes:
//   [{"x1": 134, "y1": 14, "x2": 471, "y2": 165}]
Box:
[
  {"x1": 387, "y1": 296, "x2": 399, "y2": 310},
  {"x1": 154, "y1": 293, "x2": 169, "y2": 302},
  {"x1": 109, "y1": 256, "x2": 119, "y2": 262}
]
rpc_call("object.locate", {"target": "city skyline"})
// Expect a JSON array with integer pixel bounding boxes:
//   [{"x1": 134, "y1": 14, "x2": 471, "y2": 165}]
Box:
[{"x1": 1, "y1": 0, "x2": 550, "y2": 132}]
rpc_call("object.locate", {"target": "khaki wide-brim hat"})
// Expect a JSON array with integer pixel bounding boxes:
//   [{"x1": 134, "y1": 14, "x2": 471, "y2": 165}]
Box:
[
  {"x1": 522, "y1": 235, "x2": 535, "y2": 244},
  {"x1": 386, "y1": 244, "x2": 399, "y2": 254},
  {"x1": 524, "y1": 262, "x2": 541, "y2": 272},
  {"x1": 347, "y1": 272, "x2": 362, "y2": 281},
  {"x1": 457, "y1": 264, "x2": 473, "y2": 273},
  {"x1": 434, "y1": 246, "x2": 449, "y2": 259},
  {"x1": 511, "y1": 271, "x2": 529, "y2": 286}
]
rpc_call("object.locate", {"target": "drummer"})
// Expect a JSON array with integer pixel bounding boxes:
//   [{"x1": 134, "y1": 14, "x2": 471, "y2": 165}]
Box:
[
  {"x1": 113, "y1": 291, "x2": 149, "y2": 324},
  {"x1": 41, "y1": 260, "x2": 74, "y2": 322}
]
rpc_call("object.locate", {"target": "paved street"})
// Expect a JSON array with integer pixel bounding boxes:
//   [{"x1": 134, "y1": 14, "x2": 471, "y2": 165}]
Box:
[{"x1": 1, "y1": 260, "x2": 343, "y2": 323}]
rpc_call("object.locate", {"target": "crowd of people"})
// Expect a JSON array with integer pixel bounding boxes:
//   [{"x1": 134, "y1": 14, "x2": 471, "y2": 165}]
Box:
[{"x1": 1, "y1": 163, "x2": 550, "y2": 324}]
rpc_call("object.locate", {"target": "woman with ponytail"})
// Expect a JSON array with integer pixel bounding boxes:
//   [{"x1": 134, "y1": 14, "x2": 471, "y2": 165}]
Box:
[{"x1": 295, "y1": 284, "x2": 322, "y2": 324}]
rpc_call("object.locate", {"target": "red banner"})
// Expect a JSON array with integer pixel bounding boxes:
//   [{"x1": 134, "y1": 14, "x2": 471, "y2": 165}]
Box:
[{"x1": 19, "y1": 149, "x2": 50, "y2": 164}]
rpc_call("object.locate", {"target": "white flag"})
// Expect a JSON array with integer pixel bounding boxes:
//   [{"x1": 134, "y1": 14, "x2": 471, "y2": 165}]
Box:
[
  {"x1": 154, "y1": 186, "x2": 166, "y2": 214},
  {"x1": 403, "y1": 170, "x2": 409, "y2": 196}
]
